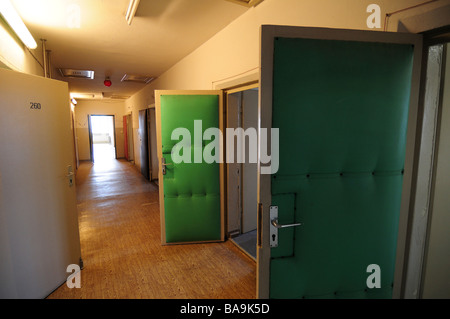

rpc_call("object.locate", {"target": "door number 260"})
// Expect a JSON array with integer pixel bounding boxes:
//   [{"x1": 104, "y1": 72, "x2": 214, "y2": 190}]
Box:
[{"x1": 30, "y1": 102, "x2": 42, "y2": 109}]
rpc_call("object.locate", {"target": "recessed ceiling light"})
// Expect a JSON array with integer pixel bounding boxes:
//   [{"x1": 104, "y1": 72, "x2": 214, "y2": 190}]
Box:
[
  {"x1": 225, "y1": 0, "x2": 264, "y2": 7},
  {"x1": 121, "y1": 74, "x2": 154, "y2": 84},
  {"x1": 102, "y1": 92, "x2": 131, "y2": 100},
  {"x1": 58, "y1": 68, "x2": 94, "y2": 79}
]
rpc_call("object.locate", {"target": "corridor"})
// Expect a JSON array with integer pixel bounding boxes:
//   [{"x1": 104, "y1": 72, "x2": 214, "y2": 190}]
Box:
[{"x1": 47, "y1": 159, "x2": 256, "y2": 299}]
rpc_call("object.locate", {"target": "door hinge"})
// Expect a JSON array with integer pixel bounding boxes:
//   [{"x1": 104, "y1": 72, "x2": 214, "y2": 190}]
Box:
[{"x1": 257, "y1": 203, "x2": 263, "y2": 248}]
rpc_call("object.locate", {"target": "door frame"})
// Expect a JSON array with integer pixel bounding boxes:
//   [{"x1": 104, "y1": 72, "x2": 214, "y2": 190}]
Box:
[
  {"x1": 257, "y1": 25, "x2": 423, "y2": 299},
  {"x1": 397, "y1": 14, "x2": 450, "y2": 296},
  {"x1": 155, "y1": 90, "x2": 225, "y2": 245},
  {"x1": 147, "y1": 106, "x2": 154, "y2": 180},
  {"x1": 147, "y1": 105, "x2": 159, "y2": 181},
  {"x1": 71, "y1": 111, "x2": 79, "y2": 170},
  {"x1": 139, "y1": 108, "x2": 150, "y2": 179},
  {"x1": 88, "y1": 114, "x2": 117, "y2": 162},
  {"x1": 123, "y1": 115, "x2": 129, "y2": 160},
  {"x1": 224, "y1": 82, "x2": 260, "y2": 238}
]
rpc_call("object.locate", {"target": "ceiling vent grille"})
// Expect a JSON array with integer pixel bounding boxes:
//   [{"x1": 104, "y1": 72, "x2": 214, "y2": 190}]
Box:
[
  {"x1": 102, "y1": 92, "x2": 131, "y2": 100},
  {"x1": 121, "y1": 74, "x2": 155, "y2": 84},
  {"x1": 58, "y1": 68, "x2": 95, "y2": 79},
  {"x1": 225, "y1": 0, "x2": 263, "y2": 7}
]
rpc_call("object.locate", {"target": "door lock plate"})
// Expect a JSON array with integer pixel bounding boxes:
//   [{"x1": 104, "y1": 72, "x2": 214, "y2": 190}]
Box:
[
  {"x1": 270, "y1": 206, "x2": 278, "y2": 247},
  {"x1": 67, "y1": 165, "x2": 74, "y2": 187},
  {"x1": 269, "y1": 205, "x2": 302, "y2": 248}
]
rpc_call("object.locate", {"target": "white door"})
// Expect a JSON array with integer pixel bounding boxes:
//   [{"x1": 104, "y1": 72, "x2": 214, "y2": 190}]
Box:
[{"x1": 0, "y1": 68, "x2": 81, "y2": 298}]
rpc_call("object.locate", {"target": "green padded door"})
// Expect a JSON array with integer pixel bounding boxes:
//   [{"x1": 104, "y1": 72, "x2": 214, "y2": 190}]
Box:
[
  {"x1": 155, "y1": 90, "x2": 224, "y2": 245},
  {"x1": 258, "y1": 26, "x2": 422, "y2": 299}
]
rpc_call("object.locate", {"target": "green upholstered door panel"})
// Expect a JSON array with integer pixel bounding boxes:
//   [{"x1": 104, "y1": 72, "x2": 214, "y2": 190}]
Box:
[
  {"x1": 159, "y1": 93, "x2": 222, "y2": 244},
  {"x1": 269, "y1": 38, "x2": 414, "y2": 298}
]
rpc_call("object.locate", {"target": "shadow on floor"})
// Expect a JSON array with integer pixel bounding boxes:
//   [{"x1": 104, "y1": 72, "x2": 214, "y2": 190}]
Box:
[{"x1": 230, "y1": 230, "x2": 257, "y2": 261}]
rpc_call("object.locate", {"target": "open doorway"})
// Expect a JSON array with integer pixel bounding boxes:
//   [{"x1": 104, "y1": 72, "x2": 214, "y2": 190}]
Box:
[
  {"x1": 226, "y1": 84, "x2": 259, "y2": 260},
  {"x1": 88, "y1": 115, "x2": 116, "y2": 163}
]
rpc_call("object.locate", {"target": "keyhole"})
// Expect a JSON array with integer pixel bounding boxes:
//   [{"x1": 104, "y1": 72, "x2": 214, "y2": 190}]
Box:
[{"x1": 272, "y1": 234, "x2": 276, "y2": 242}]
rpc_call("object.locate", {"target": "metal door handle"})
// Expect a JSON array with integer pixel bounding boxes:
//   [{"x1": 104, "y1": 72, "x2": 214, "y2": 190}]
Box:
[
  {"x1": 271, "y1": 218, "x2": 302, "y2": 229},
  {"x1": 161, "y1": 158, "x2": 172, "y2": 175},
  {"x1": 161, "y1": 158, "x2": 172, "y2": 166}
]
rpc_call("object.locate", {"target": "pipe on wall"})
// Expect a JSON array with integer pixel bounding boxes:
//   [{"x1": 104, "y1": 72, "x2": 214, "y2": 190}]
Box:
[
  {"x1": 46, "y1": 50, "x2": 52, "y2": 78},
  {"x1": 41, "y1": 38, "x2": 47, "y2": 78}
]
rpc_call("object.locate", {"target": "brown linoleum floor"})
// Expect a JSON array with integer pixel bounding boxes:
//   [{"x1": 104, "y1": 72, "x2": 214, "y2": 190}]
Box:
[{"x1": 47, "y1": 159, "x2": 256, "y2": 299}]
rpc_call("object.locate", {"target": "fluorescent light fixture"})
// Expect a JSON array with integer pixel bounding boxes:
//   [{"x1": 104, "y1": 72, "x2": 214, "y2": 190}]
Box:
[
  {"x1": 0, "y1": 0, "x2": 37, "y2": 49},
  {"x1": 125, "y1": 0, "x2": 140, "y2": 25},
  {"x1": 70, "y1": 93, "x2": 96, "y2": 99}
]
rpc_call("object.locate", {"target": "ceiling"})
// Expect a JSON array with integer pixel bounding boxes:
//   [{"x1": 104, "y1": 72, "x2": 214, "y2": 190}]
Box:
[{"x1": 10, "y1": 0, "x2": 251, "y2": 99}]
